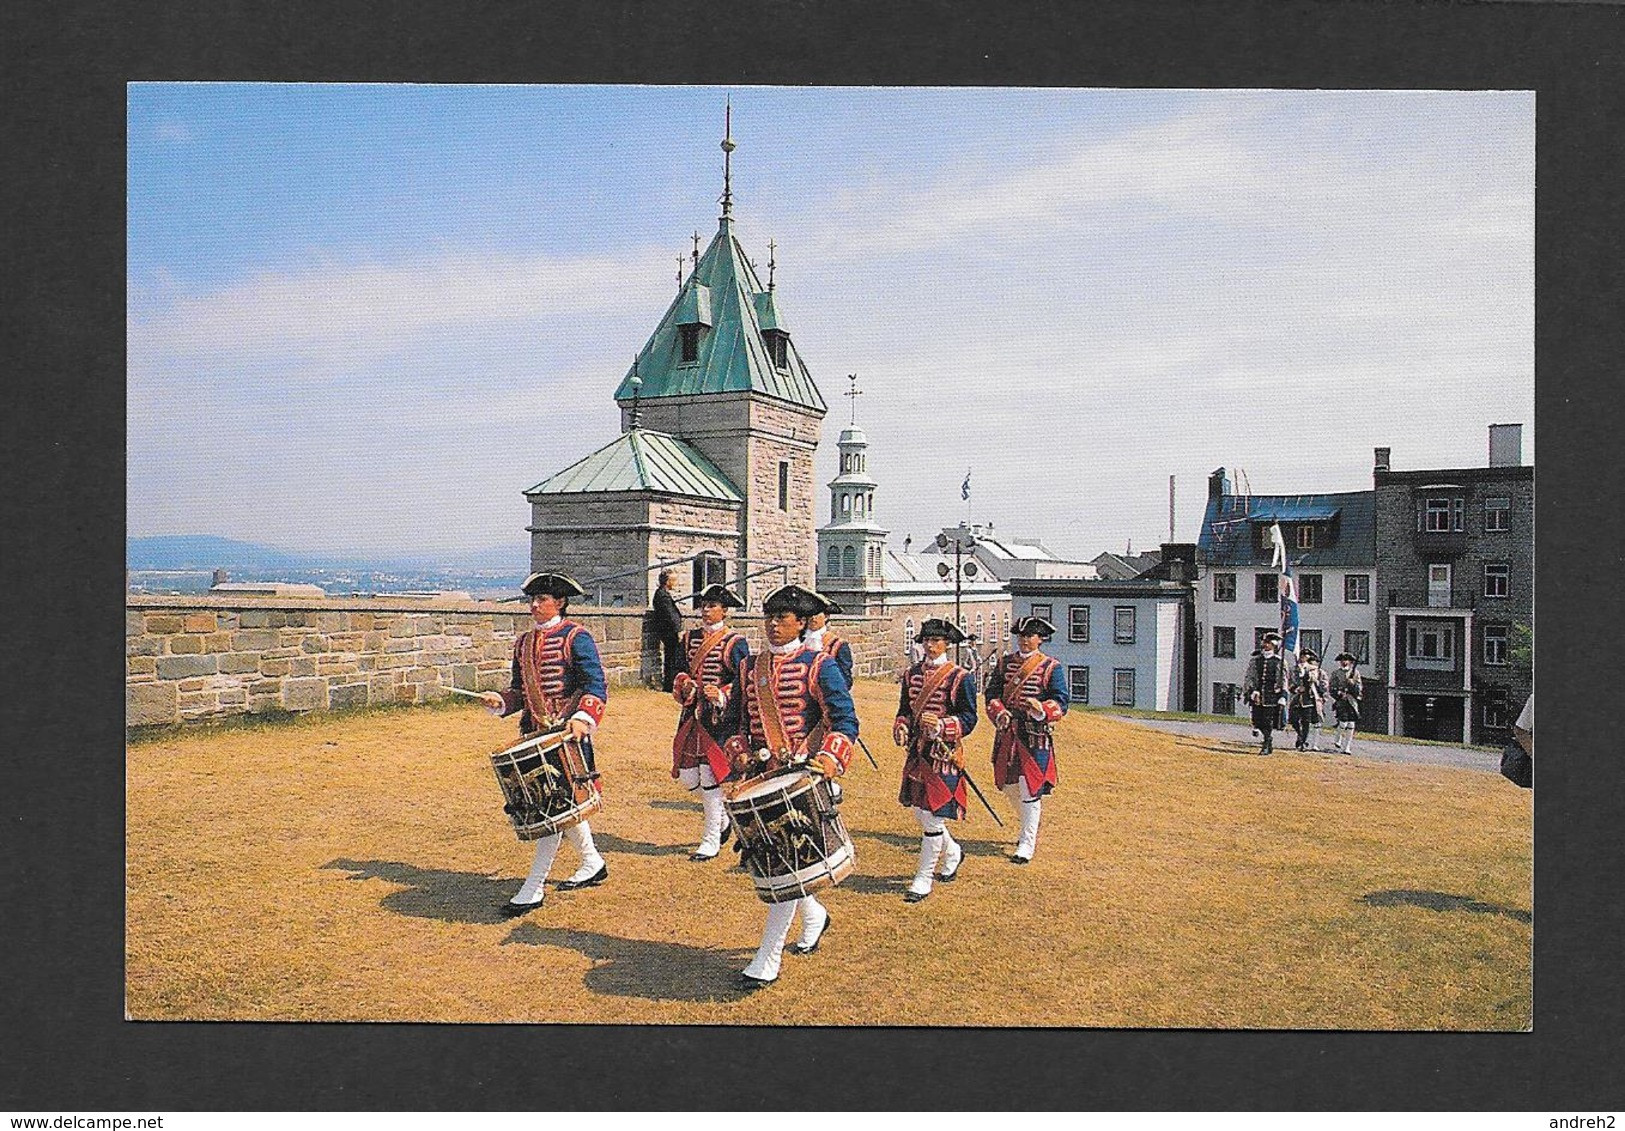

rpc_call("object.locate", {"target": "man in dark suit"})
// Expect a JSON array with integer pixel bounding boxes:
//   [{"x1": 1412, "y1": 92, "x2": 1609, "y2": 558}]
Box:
[{"x1": 651, "y1": 569, "x2": 685, "y2": 692}]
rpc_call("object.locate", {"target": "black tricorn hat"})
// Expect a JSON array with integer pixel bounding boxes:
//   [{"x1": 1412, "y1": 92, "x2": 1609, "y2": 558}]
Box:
[
  {"x1": 693, "y1": 584, "x2": 744, "y2": 609},
  {"x1": 915, "y1": 617, "x2": 966, "y2": 644},
  {"x1": 1262, "y1": 631, "x2": 1282, "y2": 644},
  {"x1": 1300, "y1": 649, "x2": 1319, "y2": 662},
  {"x1": 762, "y1": 584, "x2": 823, "y2": 619},
  {"x1": 522, "y1": 572, "x2": 586, "y2": 599},
  {"x1": 1013, "y1": 615, "x2": 1056, "y2": 640},
  {"x1": 1334, "y1": 651, "x2": 1358, "y2": 663},
  {"x1": 813, "y1": 591, "x2": 844, "y2": 616}
]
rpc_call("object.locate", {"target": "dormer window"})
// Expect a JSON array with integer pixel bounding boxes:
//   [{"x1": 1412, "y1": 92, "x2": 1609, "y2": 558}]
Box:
[
  {"x1": 679, "y1": 324, "x2": 702, "y2": 364},
  {"x1": 1297, "y1": 525, "x2": 1315, "y2": 549},
  {"x1": 763, "y1": 328, "x2": 789, "y2": 370}
]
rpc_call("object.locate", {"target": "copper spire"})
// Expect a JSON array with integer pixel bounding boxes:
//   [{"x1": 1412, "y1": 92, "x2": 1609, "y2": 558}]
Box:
[
  {"x1": 768, "y1": 238, "x2": 777, "y2": 291},
  {"x1": 719, "y1": 97, "x2": 736, "y2": 219}
]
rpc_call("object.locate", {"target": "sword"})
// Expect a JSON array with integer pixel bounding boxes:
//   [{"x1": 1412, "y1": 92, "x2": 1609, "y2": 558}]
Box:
[
  {"x1": 854, "y1": 734, "x2": 881, "y2": 771},
  {"x1": 957, "y1": 762, "x2": 1004, "y2": 828}
]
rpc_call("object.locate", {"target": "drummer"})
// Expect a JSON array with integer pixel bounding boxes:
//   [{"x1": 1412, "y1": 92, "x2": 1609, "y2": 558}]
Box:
[
  {"x1": 669, "y1": 583, "x2": 751, "y2": 861},
  {"x1": 717, "y1": 583, "x2": 859, "y2": 989},
  {"x1": 894, "y1": 617, "x2": 978, "y2": 903},
  {"x1": 479, "y1": 572, "x2": 610, "y2": 917}
]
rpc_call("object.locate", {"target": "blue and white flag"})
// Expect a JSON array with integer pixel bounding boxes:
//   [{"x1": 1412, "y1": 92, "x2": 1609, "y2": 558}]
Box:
[
  {"x1": 1271, "y1": 523, "x2": 1300, "y2": 655},
  {"x1": 961, "y1": 471, "x2": 971, "y2": 501}
]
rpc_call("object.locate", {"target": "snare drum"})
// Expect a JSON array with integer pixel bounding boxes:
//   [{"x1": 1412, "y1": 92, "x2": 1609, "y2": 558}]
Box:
[
  {"x1": 724, "y1": 770, "x2": 855, "y2": 904},
  {"x1": 489, "y1": 729, "x2": 602, "y2": 841}
]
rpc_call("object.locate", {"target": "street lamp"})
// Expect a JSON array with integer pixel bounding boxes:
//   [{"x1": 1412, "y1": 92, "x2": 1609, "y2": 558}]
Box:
[{"x1": 935, "y1": 531, "x2": 979, "y2": 664}]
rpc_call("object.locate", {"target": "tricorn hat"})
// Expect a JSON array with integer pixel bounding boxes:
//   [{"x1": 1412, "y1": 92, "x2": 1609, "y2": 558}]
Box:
[
  {"x1": 915, "y1": 617, "x2": 966, "y2": 644},
  {"x1": 1013, "y1": 615, "x2": 1056, "y2": 640},
  {"x1": 1334, "y1": 651, "x2": 1358, "y2": 663},
  {"x1": 1300, "y1": 649, "x2": 1318, "y2": 662},
  {"x1": 693, "y1": 583, "x2": 744, "y2": 609},
  {"x1": 1262, "y1": 631, "x2": 1282, "y2": 644},
  {"x1": 762, "y1": 584, "x2": 823, "y2": 619},
  {"x1": 813, "y1": 591, "x2": 843, "y2": 616},
  {"x1": 522, "y1": 572, "x2": 585, "y2": 599}
]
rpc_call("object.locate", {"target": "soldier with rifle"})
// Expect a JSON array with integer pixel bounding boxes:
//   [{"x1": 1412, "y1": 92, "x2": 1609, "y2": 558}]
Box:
[
  {"x1": 668, "y1": 583, "x2": 751, "y2": 860},
  {"x1": 893, "y1": 618, "x2": 979, "y2": 902}
]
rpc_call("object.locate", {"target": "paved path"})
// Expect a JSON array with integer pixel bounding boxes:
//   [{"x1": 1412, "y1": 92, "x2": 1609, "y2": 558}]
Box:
[{"x1": 1100, "y1": 714, "x2": 1501, "y2": 773}]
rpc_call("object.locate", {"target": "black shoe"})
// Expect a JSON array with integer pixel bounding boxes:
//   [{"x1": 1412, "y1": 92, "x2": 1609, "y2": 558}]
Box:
[
  {"x1": 903, "y1": 889, "x2": 930, "y2": 904},
  {"x1": 790, "y1": 912, "x2": 831, "y2": 955},
  {"x1": 1009, "y1": 853, "x2": 1031, "y2": 865},
  {"x1": 740, "y1": 972, "x2": 776, "y2": 990},
  {"x1": 499, "y1": 899, "x2": 542, "y2": 919},
  {"x1": 556, "y1": 864, "x2": 608, "y2": 891},
  {"x1": 939, "y1": 856, "x2": 962, "y2": 883},
  {"x1": 689, "y1": 848, "x2": 718, "y2": 862}
]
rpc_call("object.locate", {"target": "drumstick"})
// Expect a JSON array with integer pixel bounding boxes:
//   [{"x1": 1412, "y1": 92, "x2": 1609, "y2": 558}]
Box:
[{"x1": 445, "y1": 685, "x2": 491, "y2": 700}]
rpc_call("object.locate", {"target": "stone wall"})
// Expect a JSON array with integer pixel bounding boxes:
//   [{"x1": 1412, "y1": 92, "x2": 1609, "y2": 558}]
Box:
[{"x1": 126, "y1": 595, "x2": 658, "y2": 730}]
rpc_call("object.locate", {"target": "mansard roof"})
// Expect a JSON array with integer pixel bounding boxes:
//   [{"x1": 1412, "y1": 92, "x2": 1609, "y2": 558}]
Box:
[
  {"x1": 612, "y1": 217, "x2": 826, "y2": 414},
  {"x1": 524, "y1": 428, "x2": 743, "y2": 504}
]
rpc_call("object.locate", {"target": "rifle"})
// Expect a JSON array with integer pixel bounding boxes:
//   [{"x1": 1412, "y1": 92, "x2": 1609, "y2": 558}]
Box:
[{"x1": 854, "y1": 734, "x2": 881, "y2": 771}]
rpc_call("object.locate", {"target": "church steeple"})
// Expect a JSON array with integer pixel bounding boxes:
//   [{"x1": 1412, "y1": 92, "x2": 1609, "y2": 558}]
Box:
[{"x1": 817, "y1": 373, "x2": 890, "y2": 597}]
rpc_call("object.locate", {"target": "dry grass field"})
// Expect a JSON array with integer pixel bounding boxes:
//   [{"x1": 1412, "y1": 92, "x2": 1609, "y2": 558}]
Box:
[{"x1": 126, "y1": 680, "x2": 1532, "y2": 1028}]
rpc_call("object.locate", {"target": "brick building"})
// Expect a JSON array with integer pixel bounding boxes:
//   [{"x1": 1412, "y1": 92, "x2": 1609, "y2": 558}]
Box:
[
  {"x1": 522, "y1": 121, "x2": 826, "y2": 609},
  {"x1": 1373, "y1": 424, "x2": 1533, "y2": 745}
]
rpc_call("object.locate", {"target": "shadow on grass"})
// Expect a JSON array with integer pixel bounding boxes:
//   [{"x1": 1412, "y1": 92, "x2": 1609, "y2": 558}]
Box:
[
  {"x1": 323, "y1": 858, "x2": 523, "y2": 925},
  {"x1": 1174, "y1": 736, "x2": 1259, "y2": 757},
  {"x1": 1361, "y1": 889, "x2": 1532, "y2": 924},
  {"x1": 648, "y1": 798, "x2": 702, "y2": 813},
  {"x1": 501, "y1": 922, "x2": 754, "y2": 1003},
  {"x1": 593, "y1": 831, "x2": 693, "y2": 858}
]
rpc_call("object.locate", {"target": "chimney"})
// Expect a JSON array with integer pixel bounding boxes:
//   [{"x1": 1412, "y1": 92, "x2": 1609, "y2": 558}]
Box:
[
  {"x1": 1489, "y1": 423, "x2": 1523, "y2": 468},
  {"x1": 1208, "y1": 467, "x2": 1230, "y2": 500},
  {"x1": 1374, "y1": 447, "x2": 1391, "y2": 473},
  {"x1": 212, "y1": 568, "x2": 229, "y2": 587}
]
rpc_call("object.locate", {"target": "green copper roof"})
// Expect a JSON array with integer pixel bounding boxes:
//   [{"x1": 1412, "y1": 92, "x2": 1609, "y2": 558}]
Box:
[
  {"x1": 525, "y1": 429, "x2": 744, "y2": 503},
  {"x1": 613, "y1": 218, "x2": 826, "y2": 413}
]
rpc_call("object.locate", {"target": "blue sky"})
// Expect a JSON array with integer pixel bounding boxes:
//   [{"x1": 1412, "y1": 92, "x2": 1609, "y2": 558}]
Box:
[{"x1": 129, "y1": 84, "x2": 1534, "y2": 561}]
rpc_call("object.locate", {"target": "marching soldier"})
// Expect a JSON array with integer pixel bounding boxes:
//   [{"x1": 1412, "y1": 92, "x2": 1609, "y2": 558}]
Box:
[
  {"x1": 718, "y1": 584, "x2": 859, "y2": 988},
  {"x1": 1328, "y1": 651, "x2": 1364, "y2": 755},
  {"x1": 806, "y1": 593, "x2": 856, "y2": 685},
  {"x1": 893, "y1": 617, "x2": 978, "y2": 902},
  {"x1": 985, "y1": 614, "x2": 1069, "y2": 864},
  {"x1": 669, "y1": 583, "x2": 750, "y2": 860},
  {"x1": 1243, "y1": 631, "x2": 1289, "y2": 756},
  {"x1": 479, "y1": 572, "x2": 610, "y2": 916},
  {"x1": 1288, "y1": 649, "x2": 1329, "y2": 751}
]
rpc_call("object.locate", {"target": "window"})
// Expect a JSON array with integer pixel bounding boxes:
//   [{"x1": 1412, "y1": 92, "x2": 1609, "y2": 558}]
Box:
[
  {"x1": 1256, "y1": 525, "x2": 1273, "y2": 551},
  {"x1": 1344, "y1": 574, "x2": 1370, "y2": 604},
  {"x1": 679, "y1": 323, "x2": 701, "y2": 363},
  {"x1": 1421, "y1": 496, "x2": 1465, "y2": 532},
  {"x1": 1113, "y1": 668, "x2": 1136, "y2": 707},
  {"x1": 1213, "y1": 626, "x2": 1236, "y2": 658},
  {"x1": 841, "y1": 493, "x2": 851, "y2": 517},
  {"x1": 1213, "y1": 573, "x2": 1236, "y2": 602},
  {"x1": 1254, "y1": 627, "x2": 1276, "y2": 650},
  {"x1": 854, "y1": 494, "x2": 864, "y2": 518},
  {"x1": 1299, "y1": 629, "x2": 1323, "y2": 660},
  {"x1": 1068, "y1": 666, "x2": 1090, "y2": 704},
  {"x1": 1213, "y1": 682, "x2": 1237, "y2": 715},
  {"x1": 1114, "y1": 606, "x2": 1136, "y2": 644},
  {"x1": 1484, "y1": 496, "x2": 1510, "y2": 533},
  {"x1": 840, "y1": 453, "x2": 850, "y2": 474},
  {"x1": 1299, "y1": 574, "x2": 1323, "y2": 603},
  {"x1": 692, "y1": 551, "x2": 726, "y2": 594},
  {"x1": 778, "y1": 462, "x2": 789, "y2": 510},
  {"x1": 1482, "y1": 689, "x2": 1510, "y2": 729},
  {"x1": 825, "y1": 545, "x2": 840, "y2": 578},
  {"x1": 1297, "y1": 525, "x2": 1315, "y2": 549},
  {"x1": 1343, "y1": 630, "x2": 1370, "y2": 665},
  {"x1": 903, "y1": 618, "x2": 915, "y2": 656},
  {"x1": 1030, "y1": 604, "x2": 1052, "y2": 624},
  {"x1": 1484, "y1": 563, "x2": 1510, "y2": 599},
  {"x1": 1068, "y1": 605, "x2": 1090, "y2": 643},
  {"x1": 764, "y1": 329, "x2": 789, "y2": 369},
  {"x1": 976, "y1": 613, "x2": 985, "y2": 644},
  {"x1": 1484, "y1": 624, "x2": 1509, "y2": 666},
  {"x1": 841, "y1": 546, "x2": 856, "y2": 577},
  {"x1": 1255, "y1": 573, "x2": 1277, "y2": 602},
  {"x1": 1405, "y1": 623, "x2": 1454, "y2": 665}
]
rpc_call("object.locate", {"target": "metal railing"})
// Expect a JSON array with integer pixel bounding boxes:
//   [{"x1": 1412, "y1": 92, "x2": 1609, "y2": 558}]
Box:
[{"x1": 575, "y1": 553, "x2": 792, "y2": 609}]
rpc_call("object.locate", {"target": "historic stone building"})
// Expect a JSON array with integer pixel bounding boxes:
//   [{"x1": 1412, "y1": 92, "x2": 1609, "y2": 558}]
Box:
[{"x1": 523, "y1": 118, "x2": 826, "y2": 608}]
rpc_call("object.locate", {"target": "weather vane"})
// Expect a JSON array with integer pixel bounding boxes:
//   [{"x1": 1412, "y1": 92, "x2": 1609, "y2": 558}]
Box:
[
  {"x1": 844, "y1": 373, "x2": 862, "y2": 425},
  {"x1": 720, "y1": 98, "x2": 735, "y2": 217},
  {"x1": 768, "y1": 239, "x2": 777, "y2": 291}
]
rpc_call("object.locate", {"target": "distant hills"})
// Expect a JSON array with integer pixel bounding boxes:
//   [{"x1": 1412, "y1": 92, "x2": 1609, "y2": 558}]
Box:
[{"x1": 127, "y1": 535, "x2": 524, "y2": 572}]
